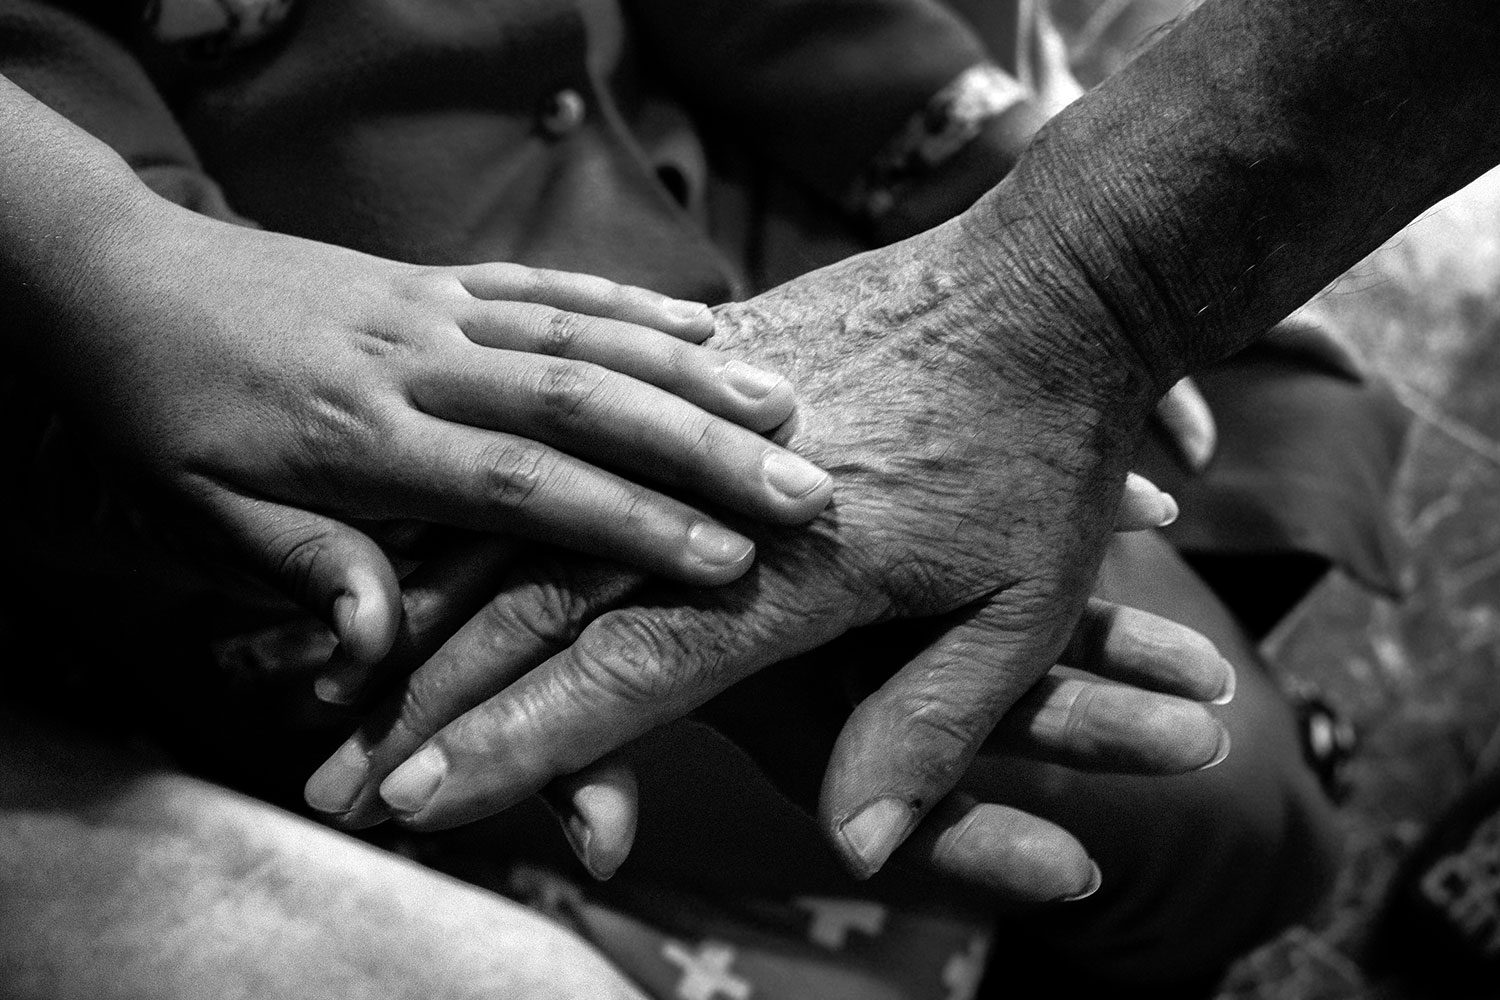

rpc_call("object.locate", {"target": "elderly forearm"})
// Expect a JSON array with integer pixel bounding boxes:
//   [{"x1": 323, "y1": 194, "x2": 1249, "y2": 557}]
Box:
[{"x1": 966, "y1": 0, "x2": 1500, "y2": 384}]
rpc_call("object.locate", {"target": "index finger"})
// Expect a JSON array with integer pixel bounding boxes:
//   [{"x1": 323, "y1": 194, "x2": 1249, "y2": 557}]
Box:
[
  {"x1": 373, "y1": 572, "x2": 875, "y2": 831},
  {"x1": 452, "y1": 262, "x2": 713, "y2": 342},
  {"x1": 818, "y1": 594, "x2": 1078, "y2": 879},
  {"x1": 305, "y1": 554, "x2": 644, "y2": 827}
]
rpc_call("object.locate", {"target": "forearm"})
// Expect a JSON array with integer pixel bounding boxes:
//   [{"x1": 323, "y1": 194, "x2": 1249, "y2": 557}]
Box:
[
  {"x1": 0, "y1": 75, "x2": 160, "y2": 354},
  {"x1": 966, "y1": 0, "x2": 1500, "y2": 384},
  {"x1": 0, "y1": 0, "x2": 255, "y2": 360}
]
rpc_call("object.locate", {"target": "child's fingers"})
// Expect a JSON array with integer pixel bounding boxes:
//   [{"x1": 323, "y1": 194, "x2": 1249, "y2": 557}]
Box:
[
  {"x1": 452, "y1": 262, "x2": 714, "y2": 343},
  {"x1": 1115, "y1": 471, "x2": 1178, "y2": 531},
  {"x1": 409, "y1": 350, "x2": 832, "y2": 525},
  {"x1": 202, "y1": 490, "x2": 403, "y2": 667},
  {"x1": 457, "y1": 300, "x2": 794, "y2": 433},
  {"x1": 365, "y1": 415, "x2": 761, "y2": 586},
  {"x1": 1058, "y1": 598, "x2": 1236, "y2": 705}
]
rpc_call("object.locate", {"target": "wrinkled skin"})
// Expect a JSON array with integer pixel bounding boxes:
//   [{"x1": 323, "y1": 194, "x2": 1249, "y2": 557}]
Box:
[{"x1": 363, "y1": 215, "x2": 1167, "y2": 880}]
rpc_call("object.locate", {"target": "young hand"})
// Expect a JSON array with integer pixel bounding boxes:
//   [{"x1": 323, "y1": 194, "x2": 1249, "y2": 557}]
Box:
[{"x1": 26, "y1": 197, "x2": 832, "y2": 665}]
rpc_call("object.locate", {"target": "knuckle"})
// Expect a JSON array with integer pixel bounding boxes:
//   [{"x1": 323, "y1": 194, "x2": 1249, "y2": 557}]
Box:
[
  {"x1": 1057, "y1": 681, "x2": 1105, "y2": 746},
  {"x1": 290, "y1": 391, "x2": 372, "y2": 466},
  {"x1": 476, "y1": 439, "x2": 549, "y2": 510},
  {"x1": 562, "y1": 613, "x2": 699, "y2": 707},
  {"x1": 596, "y1": 277, "x2": 631, "y2": 314},
  {"x1": 661, "y1": 340, "x2": 696, "y2": 381},
  {"x1": 901, "y1": 698, "x2": 987, "y2": 794},
  {"x1": 392, "y1": 678, "x2": 449, "y2": 746},
  {"x1": 271, "y1": 526, "x2": 335, "y2": 597},
  {"x1": 675, "y1": 412, "x2": 719, "y2": 468},
  {"x1": 538, "y1": 310, "x2": 588, "y2": 357},
  {"x1": 489, "y1": 261, "x2": 537, "y2": 296},
  {"x1": 607, "y1": 484, "x2": 659, "y2": 536},
  {"x1": 534, "y1": 359, "x2": 606, "y2": 423},
  {"x1": 398, "y1": 267, "x2": 465, "y2": 303},
  {"x1": 476, "y1": 578, "x2": 586, "y2": 654}
]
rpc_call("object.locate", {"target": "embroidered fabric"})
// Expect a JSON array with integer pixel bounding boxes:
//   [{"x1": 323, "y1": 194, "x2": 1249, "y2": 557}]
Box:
[
  {"x1": 842, "y1": 62, "x2": 1029, "y2": 222},
  {"x1": 143, "y1": 0, "x2": 294, "y2": 54}
]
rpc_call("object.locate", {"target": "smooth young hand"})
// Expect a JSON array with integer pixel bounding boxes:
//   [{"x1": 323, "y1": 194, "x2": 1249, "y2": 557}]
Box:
[{"x1": 18, "y1": 189, "x2": 838, "y2": 664}]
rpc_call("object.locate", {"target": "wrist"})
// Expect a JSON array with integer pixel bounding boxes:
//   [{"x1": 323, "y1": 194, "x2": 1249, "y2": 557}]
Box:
[
  {"x1": 869, "y1": 96, "x2": 1052, "y2": 244},
  {"x1": 980, "y1": 107, "x2": 1222, "y2": 388},
  {"x1": 1, "y1": 86, "x2": 171, "y2": 364},
  {"x1": 926, "y1": 201, "x2": 1162, "y2": 426}
]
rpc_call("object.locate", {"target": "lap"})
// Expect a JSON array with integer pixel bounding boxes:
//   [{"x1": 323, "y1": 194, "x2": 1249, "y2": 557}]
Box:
[{"x1": 0, "y1": 706, "x2": 646, "y2": 1000}]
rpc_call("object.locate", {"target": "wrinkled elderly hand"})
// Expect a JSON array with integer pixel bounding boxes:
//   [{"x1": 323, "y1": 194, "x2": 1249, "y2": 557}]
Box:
[
  {"x1": 305, "y1": 532, "x2": 1232, "y2": 900},
  {"x1": 319, "y1": 214, "x2": 1177, "y2": 877}
]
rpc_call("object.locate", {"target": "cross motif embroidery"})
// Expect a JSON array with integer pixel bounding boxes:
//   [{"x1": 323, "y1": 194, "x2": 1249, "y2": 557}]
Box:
[
  {"x1": 661, "y1": 940, "x2": 753, "y2": 1000},
  {"x1": 793, "y1": 897, "x2": 888, "y2": 950},
  {"x1": 1421, "y1": 810, "x2": 1500, "y2": 956},
  {"x1": 941, "y1": 934, "x2": 990, "y2": 1000}
]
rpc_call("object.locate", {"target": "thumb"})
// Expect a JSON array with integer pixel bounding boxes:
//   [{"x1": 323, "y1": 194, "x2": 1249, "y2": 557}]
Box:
[
  {"x1": 541, "y1": 755, "x2": 640, "y2": 882},
  {"x1": 210, "y1": 492, "x2": 402, "y2": 665},
  {"x1": 819, "y1": 595, "x2": 1070, "y2": 878}
]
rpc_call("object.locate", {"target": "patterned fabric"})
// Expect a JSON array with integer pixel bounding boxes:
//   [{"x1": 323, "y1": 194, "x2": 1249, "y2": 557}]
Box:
[
  {"x1": 143, "y1": 0, "x2": 294, "y2": 53},
  {"x1": 1374, "y1": 741, "x2": 1500, "y2": 983},
  {"x1": 1420, "y1": 811, "x2": 1500, "y2": 957},
  {"x1": 510, "y1": 867, "x2": 994, "y2": 1000},
  {"x1": 843, "y1": 62, "x2": 1029, "y2": 222}
]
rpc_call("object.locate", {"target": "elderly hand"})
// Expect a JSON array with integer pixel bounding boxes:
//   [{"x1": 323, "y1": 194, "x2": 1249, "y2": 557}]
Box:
[
  {"x1": 306, "y1": 534, "x2": 1232, "y2": 901},
  {"x1": 304, "y1": 213, "x2": 1179, "y2": 879}
]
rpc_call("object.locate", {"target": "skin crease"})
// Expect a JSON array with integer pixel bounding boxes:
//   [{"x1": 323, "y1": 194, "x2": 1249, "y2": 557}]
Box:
[
  {"x1": 357, "y1": 0, "x2": 1500, "y2": 886},
  {"x1": 0, "y1": 79, "x2": 837, "y2": 664},
  {"x1": 368, "y1": 217, "x2": 1159, "y2": 867},
  {"x1": 0, "y1": 0, "x2": 1462, "y2": 977},
  {"x1": 0, "y1": 61, "x2": 1206, "y2": 906}
]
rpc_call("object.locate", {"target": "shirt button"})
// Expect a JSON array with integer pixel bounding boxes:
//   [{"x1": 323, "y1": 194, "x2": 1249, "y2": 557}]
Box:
[{"x1": 540, "y1": 88, "x2": 587, "y2": 137}]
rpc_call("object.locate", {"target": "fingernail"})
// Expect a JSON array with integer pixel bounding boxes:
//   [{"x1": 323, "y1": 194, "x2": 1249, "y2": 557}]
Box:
[
  {"x1": 763, "y1": 451, "x2": 830, "y2": 500},
  {"x1": 1059, "y1": 861, "x2": 1102, "y2": 902},
  {"x1": 1185, "y1": 429, "x2": 1215, "y2": 472},
  {"x1": 381, "y1": 744, "x2": 446, "y2": 815},
  {"x1": 314, "y1": 669, "x2": 359, "y2": 706},
  {"x1": 669, "y1": 299, "x2": 713, "y2": 325},
  {"x1": 313, "y1": 648, "x2": 364, "y2": 706},
  {"x1": 838, "y1": 796, "x2": 916, "y2": 877},
  {"x1": 305, "y1": 739, "x2": 370, "y2": 814},
  {"x1": 563, "y1": 814, "x2": 610, "y2": 881},
  {"x1": 1124, "y1": 473, "x2": 1177, "y2": 528},
  {"x1": 1212, "y1": 664, "x2": 1237, "y2": 706},
  {"x1": 1157, "y1": 491, "x2": 1179, "y2": 527},
  {"x1": 721, "y1": 359, "x2": 785, "y2": 400},
  {"x1": 687, "y1": 522, "x2": 754, "y2": 567},
  {"x1": 334, "y1": 593, "x2": 360, "y2": 640},
  {"x1": 1200, "y1": 726, "x2": 1232, "y2": 770}
]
